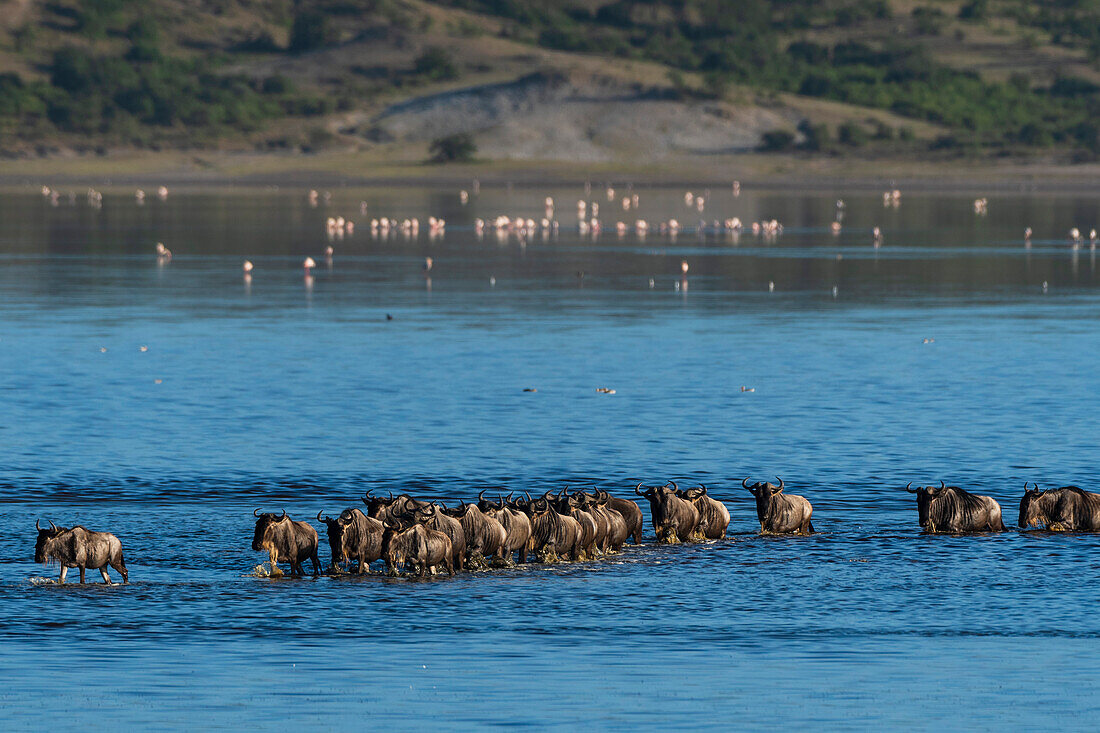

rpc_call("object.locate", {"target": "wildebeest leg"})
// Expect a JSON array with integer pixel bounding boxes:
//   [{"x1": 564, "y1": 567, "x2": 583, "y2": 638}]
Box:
[
  {"x1": 268, "y1": 549, "x2": 283, "y2": 577},
  {"x1": 58, "y1": 566, "x2": 67, "y2": 584},
  {"x1": 99, "y1": 567, "x2": 113, "y2": 585},
  {"x1": 310, "y1": 550, "x2": 320, "y2": 577},
  {"x1": 111, "y1": 554, "x2": 128, "y2": 583},
  {"x1": 79, "y1": 566, "x2": 86, "y2": 584},
  {"x1": 802, "y1": 520, "x2": 814, "y2": 535},
  {"x1": 518, "y1": 546, "x2": 526, "y2": 564}
]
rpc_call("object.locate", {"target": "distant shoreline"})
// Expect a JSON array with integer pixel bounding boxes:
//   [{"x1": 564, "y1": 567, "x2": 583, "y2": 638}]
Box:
[{"x1": 5, "y1": 150, "x2": 1100, "y2": 192}]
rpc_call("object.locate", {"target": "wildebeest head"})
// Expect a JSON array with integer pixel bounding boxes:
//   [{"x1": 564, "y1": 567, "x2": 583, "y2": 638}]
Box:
[
  {"x1": 742, "y1": 477, "x2": 784, "y2": 499},
  {"x1": 511, "y1": 492, "x2": 535, "y2": 516},
  {"x1": 380, "y1": 517, "x2": 414, "y2": 567},
  {"x1": 905, "y1": 481, "x2": 947, "y2": 528},
  {"x1": 476, "y1": 490, "x2": 504, "y2": 513},
  {"x1": 363, "y1": 490, "x2": 415, "y2": 520},
  {"x1": 317, "y1": 509, "x2": 359, "y2": 564},
  {"x1": 34, "y1": 519, "x2": 64, "y2": 564},
  {"x1": 1018, "y1": 482, "x2": 1047, "y2": 528},
  {"x1": 684, "y1": 485, "x2": 708, "y2": 500},
  {"x1": 440, "y1": 501, "x2": 469, "y2": 519},
  {"x1": 252, "y1": 509, "x2": 288, "y2": 551}
]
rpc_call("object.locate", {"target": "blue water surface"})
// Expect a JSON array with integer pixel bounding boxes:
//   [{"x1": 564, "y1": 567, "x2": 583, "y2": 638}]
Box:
[{"x1": 0, "y1": 184, "x2": 1098, "y2": 730}]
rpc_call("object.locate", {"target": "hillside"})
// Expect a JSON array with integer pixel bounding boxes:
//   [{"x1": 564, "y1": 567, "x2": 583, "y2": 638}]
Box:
[{"x1": 2, "y1": 0, "x2": 1100, "y2": 171}]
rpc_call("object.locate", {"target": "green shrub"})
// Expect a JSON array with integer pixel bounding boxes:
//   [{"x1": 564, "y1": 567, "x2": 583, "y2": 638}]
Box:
[
  {"x1": 760, "y1": 129, "x2": 795, "y2": 151},
  {"x1": 838, "y1": 122, "x2": 869, "y2": 146},
  {"x1": 290, "y1": 11, "x2": 333, "y2": 53},
  {"x1": 413, "y1": 47, "x2": 459, "y2": 81},
  {"x1": 429, "y1": 132, "x2": 477, "y2": 162}
]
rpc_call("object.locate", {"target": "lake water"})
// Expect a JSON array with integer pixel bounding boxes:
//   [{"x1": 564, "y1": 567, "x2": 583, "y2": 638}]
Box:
[{"x1": 0, "y1": 183, "x2": 1098, "y2": 730}]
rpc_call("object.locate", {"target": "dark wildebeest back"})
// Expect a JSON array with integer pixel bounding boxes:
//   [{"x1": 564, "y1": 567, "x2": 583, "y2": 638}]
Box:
[
  {"x1": 317, "y1": 508, "x2": 383, "y2": 573},
  {"x1": 682, "y1": 485, "x2": 731, "y2": 539},
  {"x1": 1019, "y1": 483, "x2": 1100, "y2": 531},
  {"x1": 635, "y1": 481, "x2": 701, "y2": 543},
  {"x1": 251, "y1": 510, "x2": 321, "y2": 576},
  {"x1": 381, "y1": 522, "x2": 455, "y2": 577},
  {"x1": 743, "y1": 477, "x2": 814, "y2": 535},
  {"x1": 34, "y1": 520, "x2": 128, "y2": 584},
  {"x1": 906, "y1": 481, "x2": 1004, "y2": 533}
]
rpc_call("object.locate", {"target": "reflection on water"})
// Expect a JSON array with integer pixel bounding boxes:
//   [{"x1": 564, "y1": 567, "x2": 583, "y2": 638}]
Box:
[{"x1": 0, "y1": 186, "x2": 1099, "y2": 728}]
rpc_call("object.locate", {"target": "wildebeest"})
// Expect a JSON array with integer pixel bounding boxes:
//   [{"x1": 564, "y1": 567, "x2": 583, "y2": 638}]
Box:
[
  {"x1": 678, "y1": 485, "x2": 730, "y2": 539},
  {"x1": 441, "y1": 501, "x2": 505, "y2": 569},
  {"x1": 477, "y1": 491, "x2": 532, "y2": 564},
  {"x1": 1019, "y1": 483, "x2": 1100, "y2": 531},
  {"x1": 523, "y1": 496, "x2": 582, "y2": 562},
  {"x1": 635, "y1": 481, "x2": 701, "y2": 543},
  {"x1": 34, "y1": 520, "x2": 128, "y2": 584},
  {"x1": 380, "y1": 519, "x2": 455, "y2": 577},
  {"x1": 743, "y1": 477, "x2": 814, "y2": 535},
  {"x1": 601, "y1": 490, "x2": 644, "y2": 544},
  {"x1": 549, "y1": 490, "x2": 599, "y2": 559},
  {"x1": 317, "y1": 508, "x2": 384, "y2": 573},
  {"x1": 363, "y1": 493, "x2": 466, "y2": 570},
  {"x1": 251, "y1": 509, "x2": 321, "y2": 576},
  {"x1": 906, "y1": 481, "x2": 1005, "y2": 533},
  {"x1": 363, "y1": 490, "x2": 429, "y2": 523}
]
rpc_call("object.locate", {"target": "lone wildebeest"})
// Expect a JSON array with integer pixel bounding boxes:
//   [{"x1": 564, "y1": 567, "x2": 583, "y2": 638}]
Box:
[
  {"x1": 34, "y1": 520, "x2": 128, "y2": 584},
  {"x1": 251, "y1": 509, "x2": 321, "y2": 576},
  {"x1": 635, "y1": 481, "x2": 701, "y2": 543},
  {"x1": 679, "y1": 485, "x2": 731, "y2": 539},
  {"x1": 380, "y1": 519, "x2": 455, "y2": 577},
  {"x1": 317, "y1": 508, "x2": 384, "y2": 573},
  {"x1": 906, "y1": 481, "x2": 1005, "y2": 533},
  {"x1": 743, "y1": 477, "x2": 814, "y2": 535},
  {"x1": 1019, "y1": 483, "x2": 1100, "y2": 531}
]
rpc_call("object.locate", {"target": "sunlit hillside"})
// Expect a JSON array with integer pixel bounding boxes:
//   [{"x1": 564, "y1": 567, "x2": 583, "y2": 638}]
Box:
[{"x1": 2, "y1": 0, "x2": 1100, "y2": 166}]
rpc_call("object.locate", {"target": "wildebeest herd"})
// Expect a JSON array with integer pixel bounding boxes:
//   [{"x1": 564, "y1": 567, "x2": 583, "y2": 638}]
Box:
[{"x1": 31, "y1": 479, "x2": 1100, "y2": 583}]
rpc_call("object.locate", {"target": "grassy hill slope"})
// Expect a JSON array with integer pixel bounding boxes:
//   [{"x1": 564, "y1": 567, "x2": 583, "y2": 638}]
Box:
[{"x1": 1, "y1": 0, "x2": 1100, "y2": 170}]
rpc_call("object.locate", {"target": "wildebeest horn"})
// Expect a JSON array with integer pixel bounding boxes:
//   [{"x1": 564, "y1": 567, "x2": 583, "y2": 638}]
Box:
[
  {"x1": 317, "y1": 510, "x2": 328, "y2": 522},
  {"x1": 364, "y1": 489, "x2": 374, "y2": 498},
  {"x1": 253, "y1": 508, "x2": 262, "y2": 517},
  {"x1": 524, "y1": 491, "x2": 532, "y2": 502},
  {"x1": 905, "y1": 481, "x2": 917, "y2": 493},
  {"x1": 36, "y1": 518, "x2": 42, "y2": 531},
  {"x1": 635, "y1": 482, "x2": 645, "y2": 496},
  {"x1": 387, "y1": 491, "x2": 393, "y2": 502},
  {"x1": 775, "y1": 477, "x2": 784, "y2": 492},
  {"x1": 48, "y1": 519, "x2": 57, "y2": 531},
  {"x1": 479, "y1": 489, "x2": 487, "y2": 501},
  {"x1": 939, "y1": 480, "x2": 945, "y2": 490},
  {"x1": 698, "y1": 484, "x2": 707, "y2": 495},
  {"x1": 665, "y1": 480, "x2": 679, "y2": 491},
  {"x1": 742, "y1": 477, "x2": 751, "y2": 490},
  {"x1": 280, "y1": 509, "x2": 287, "y2": 520}
]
